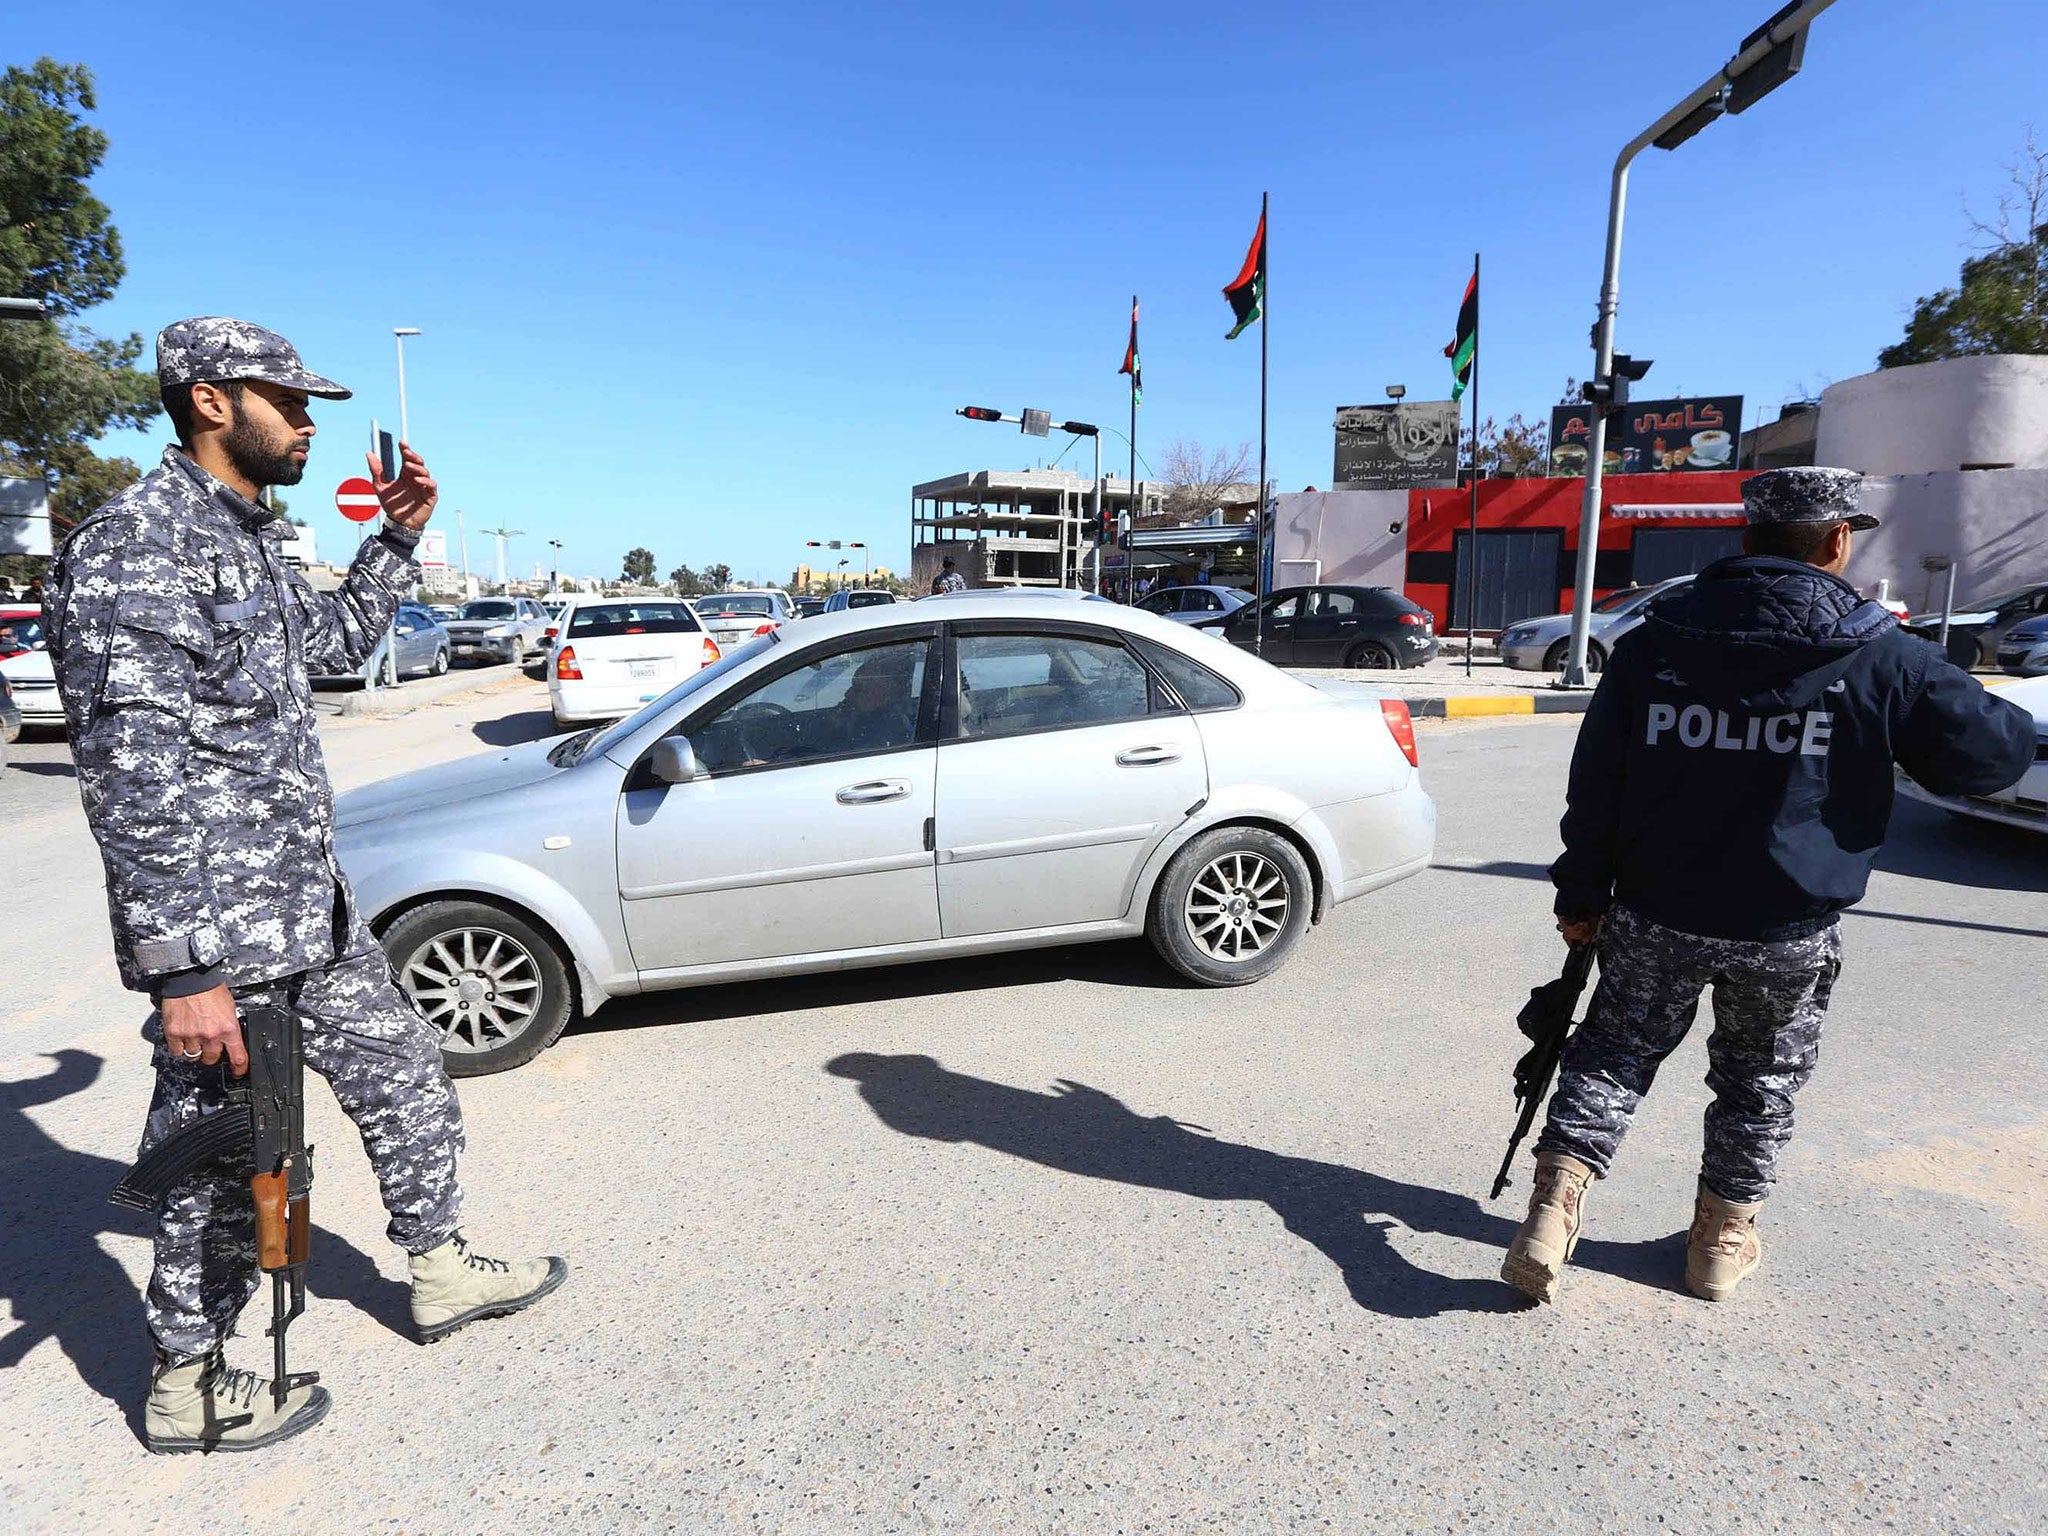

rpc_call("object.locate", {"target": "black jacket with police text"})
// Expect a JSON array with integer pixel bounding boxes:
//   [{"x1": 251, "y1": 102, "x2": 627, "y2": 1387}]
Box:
[{"x1": 1550, "y1": 556, "x2": 2035, "y2": 941}]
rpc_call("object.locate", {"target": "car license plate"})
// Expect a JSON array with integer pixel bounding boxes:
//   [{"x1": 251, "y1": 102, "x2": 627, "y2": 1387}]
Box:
[{"x1": 629, "y1": 660, "x2": 661, "y2": 681}]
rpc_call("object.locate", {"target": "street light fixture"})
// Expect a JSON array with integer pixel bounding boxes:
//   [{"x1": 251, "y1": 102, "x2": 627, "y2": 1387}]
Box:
[
  {"x1": 0, "y1": 297, "x2": 46, "y2": 322},
  {"x1": 1384, "y1": 384, "x2": 1407, "y2": 402},
  {"x1": 955, "y1": 406, "x2": 1103, "y2": 589},
  {"x1": 1559, "y1": 0, "x2": 1838, "y2": 688}
]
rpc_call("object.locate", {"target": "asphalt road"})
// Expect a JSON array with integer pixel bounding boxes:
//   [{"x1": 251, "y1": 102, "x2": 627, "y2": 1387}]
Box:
[{"x1": 2, "y1": 681, "x2": 2043, "y2": 1534}]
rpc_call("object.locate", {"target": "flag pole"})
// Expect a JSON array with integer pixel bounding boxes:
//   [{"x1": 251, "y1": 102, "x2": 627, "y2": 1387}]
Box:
[
  {"x1": 1255, "y1": 191, "x2": 1269, "y2": 658},
  {"x1": 1465, "y1": 250, "x2": 1480, "y2": 679},
  {"x1": 1129, "y1": 294, "x2": 1138, "y2": 605}
]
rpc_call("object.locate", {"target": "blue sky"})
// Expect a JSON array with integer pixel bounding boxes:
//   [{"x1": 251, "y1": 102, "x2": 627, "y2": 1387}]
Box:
[{"x1": 12, "y1": 1, "x2": 2045, "y2": 583}]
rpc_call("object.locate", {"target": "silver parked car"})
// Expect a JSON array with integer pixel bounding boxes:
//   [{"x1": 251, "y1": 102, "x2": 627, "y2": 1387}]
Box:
[
  {"x1": 1497, "y1": 576, "x2": 1693, "y2": 673},
  {"x1": 691, "y1": 590, "x2": 795, "y2": 654},
  {"x1": 1135, "y1": 584, "x2": 1252, "y2": 625},
  {"x1": 336, "y1": 596, "x2": 1438, "y2": 1074},
  {"x1": 442, "y1": 596, "x2": 550, "y2": 667}
]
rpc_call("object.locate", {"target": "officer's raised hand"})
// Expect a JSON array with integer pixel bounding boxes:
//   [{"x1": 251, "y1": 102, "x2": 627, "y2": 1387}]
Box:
[{"x1": 366, "y1": 442, "x2": 438, "y2": 529}]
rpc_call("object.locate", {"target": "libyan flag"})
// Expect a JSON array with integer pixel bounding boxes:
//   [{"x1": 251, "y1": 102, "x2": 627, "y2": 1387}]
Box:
[
  {"x1": 1445, "y1": 267, "x2": 1477, "y2": 400},
  {"x1": 1119, "y1": 295, "x2": 1142, "y2": 405},
  {"x1": 1222, "y1": 207, "x2": 1265, "y2": 340}
]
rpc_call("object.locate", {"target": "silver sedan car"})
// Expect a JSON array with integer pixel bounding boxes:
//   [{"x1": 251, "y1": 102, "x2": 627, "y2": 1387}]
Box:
[
  {"x1": 336, "y1": 597, "x2": 1437, "y2": 1074},
  {"x1": 1497, "y1": 576, "x2": 1692, "y2": 673}
]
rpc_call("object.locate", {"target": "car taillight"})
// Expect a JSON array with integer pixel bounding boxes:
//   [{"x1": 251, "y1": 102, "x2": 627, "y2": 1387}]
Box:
[
  {"x1": 1379, "y1": 699, "x2": 1419, "y2": 767},
  {"x1": 544, "y1": 626, "x2": 558, "y2": 641},
  {"x1": 555, "y1": 645, "x2": 583, "y2": 680},
  {"x1": 702, "y1": 637, "x2": 722, "y2": 665},
  {"x1": 752, "y1": 622, "x2": 778, "y2": 636},
  {"x1": 1399, "y1": 612, "x2": 1425, "y2": 626}
]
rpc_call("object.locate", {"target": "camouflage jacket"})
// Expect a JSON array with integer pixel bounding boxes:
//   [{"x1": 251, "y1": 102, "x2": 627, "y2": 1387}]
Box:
[{"x1": 48, "y1": 447, "x2": 421, "y2": 994}]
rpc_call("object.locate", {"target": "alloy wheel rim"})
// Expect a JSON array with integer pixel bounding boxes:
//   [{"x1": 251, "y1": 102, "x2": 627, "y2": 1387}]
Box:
[
  {"x1": 399, "y1": 927, "x2": 544, "y2": 1052},
  {"x1": 1184, "y1": 851, "x2": 1289, "y2": 962}
]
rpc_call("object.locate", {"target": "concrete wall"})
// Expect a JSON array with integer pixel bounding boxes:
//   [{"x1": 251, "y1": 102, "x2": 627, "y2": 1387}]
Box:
[
  {"x1": 1816, "y1": 355, "x2": 2048, "y2": 475},
  {"x1": 1270, "y1": 490, "x2": 1408, "y2": 590},
  {"x1": 1847, "y1": 467, "x2": 2048, "y2": 613}
]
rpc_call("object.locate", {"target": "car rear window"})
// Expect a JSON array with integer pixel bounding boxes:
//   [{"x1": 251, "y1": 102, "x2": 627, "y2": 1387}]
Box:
[
  {"x1": 459, "y1": 601, "x2": 516, "y2": 620},
  {"x1": 701, "y1": 595, "x2": 776, "y2": 616},
  {"x1": 848, "y1": 592, "x2": 894, "y2": 608},
  {"x1": 568, "y1": 603, "x2": 704, "y2": 637}
]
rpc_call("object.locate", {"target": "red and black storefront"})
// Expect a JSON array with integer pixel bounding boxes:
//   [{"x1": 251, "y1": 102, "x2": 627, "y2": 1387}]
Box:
[{"x1": 1402, "y1": 469, "x2": 1751, "y2": 633}]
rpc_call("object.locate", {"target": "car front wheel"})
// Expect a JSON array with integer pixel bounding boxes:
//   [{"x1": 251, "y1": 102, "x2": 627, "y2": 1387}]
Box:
[
  {"x1": 1148, "y1": 826, "x2": 1313, "y2": 986},
  {"x1": 430, "y1": 647, "x2": 449, "y2": 676},
  {"x1": 1544, "y1": 638, "x2": 1604, "y2": 674},
  {"x1": 382, "y1": 900, "x2": 574, "y2": 1076}
]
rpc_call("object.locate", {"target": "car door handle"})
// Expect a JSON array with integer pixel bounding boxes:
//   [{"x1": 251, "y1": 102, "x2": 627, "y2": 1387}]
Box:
[
  {"x1": 1115, "y1": 746, "x2": 1182, "y2": 767},
  {"x1": 836, "y1": 779, "x2": 911, "y2": 805}
]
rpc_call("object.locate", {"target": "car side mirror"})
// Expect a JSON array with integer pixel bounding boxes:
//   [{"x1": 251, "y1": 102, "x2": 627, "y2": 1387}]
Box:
[{"x1": 650, "y1": 737, "x2": 701, "y2": 784}]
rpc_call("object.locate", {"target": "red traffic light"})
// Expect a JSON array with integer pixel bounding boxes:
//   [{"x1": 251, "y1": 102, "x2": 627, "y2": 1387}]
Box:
[{"x1": 957, "y1": 406, "x2": 1004, "y2": 422}]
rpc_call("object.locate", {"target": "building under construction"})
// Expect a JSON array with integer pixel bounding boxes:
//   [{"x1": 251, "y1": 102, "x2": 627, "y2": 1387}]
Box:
[{"x1": 910, "y1": 469, "x2": 1165, "y2": 591}]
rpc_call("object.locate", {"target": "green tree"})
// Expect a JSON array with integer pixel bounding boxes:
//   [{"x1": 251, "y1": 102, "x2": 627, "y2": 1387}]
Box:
[
  {"x1": 0, "y1": 60, "x2": 160, "y2": 534},
  {"x1": 668, "y1": 564, "x2": 710, "y2": 596},
  {"x1": 704, "y1": 562, "x2": 732, "y2": 591},
  {"x1": 1880, "y1": 131, "x2": 2048, "y2": 367},
  {"x1": 621, "y1": 546, "x2": 656, "y2": 584}
]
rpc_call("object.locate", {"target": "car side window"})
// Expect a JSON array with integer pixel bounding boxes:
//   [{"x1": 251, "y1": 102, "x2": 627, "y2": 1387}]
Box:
[
  {"x1": 1268, "y1": 595, "x2": 1301, "y2": 621},
  {"x1": 688, "y1": 638, "x2": 930, "y2": 776},
  {"x1": 1313, "y1": 591, "x2": 1358, "y2": 617},
  {"x1": 1133, "y1": 638, "x2": 1242, "y2": 712},
  {"x1": 956, "y1": 632, "x2": 1153, "y2": 740}
]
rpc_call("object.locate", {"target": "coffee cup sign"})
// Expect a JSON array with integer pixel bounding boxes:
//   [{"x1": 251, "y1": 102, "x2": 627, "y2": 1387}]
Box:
[{"x1": 1548, "y1": 395, "x2": 1744, "y2": 477}]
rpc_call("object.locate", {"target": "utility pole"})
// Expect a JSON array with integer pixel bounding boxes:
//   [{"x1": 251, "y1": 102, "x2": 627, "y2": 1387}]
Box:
[
  {"x1": 1560, "y1": 0, "x2": 1838, "y2": 687},
  {"x1": 547, "y1": 539, "x2": 563, "y2": 592},
  {"x1": 393, "y1": 328, "x2": 421, "y2": 443}
]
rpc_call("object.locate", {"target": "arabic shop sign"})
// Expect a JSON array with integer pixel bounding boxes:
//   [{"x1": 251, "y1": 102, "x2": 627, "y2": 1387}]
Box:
[
  {"x1": 1334, "y1": 400, "x2": 1460, "y2": 489},
  {"x1": 1547, "y1": 395, "x2": 1742, "y2": 477}
]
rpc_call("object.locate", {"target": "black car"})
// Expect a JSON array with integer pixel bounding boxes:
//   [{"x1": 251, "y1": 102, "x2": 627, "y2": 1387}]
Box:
[
  {"x1": 1903, "y1": 581, "x2": 2048, "y2": 669},
  {"x1": 1196, "y1": 584, "x2": 1438, "y2": 668}
]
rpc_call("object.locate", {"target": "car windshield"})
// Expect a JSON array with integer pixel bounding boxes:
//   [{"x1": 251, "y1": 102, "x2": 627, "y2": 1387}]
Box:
[
  {"x1": 1592, "y1": 588, "x2": 1648, "y2": 614},
  {"x1": 700, "y1": 595, "x2": 775, "y2": 616},
  {"x1": 1965, "y1": 587, "x2": 2041, "y2": 612},
  {"x1": 458, "y1": 601, "x2": 516, "y2": 620},
  {"x1": 568, "y1": 602, "x2": 702, "y2": 637},
  {"x1": 574, "y1": 630, "x2": 781, "y2": 762}
]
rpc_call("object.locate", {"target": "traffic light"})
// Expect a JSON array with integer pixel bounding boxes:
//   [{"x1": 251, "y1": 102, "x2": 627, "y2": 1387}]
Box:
[
  {"x1": 1580, "y1": 353, "x2": 1653, "y2": 417},
  {"x1": 957, "y1": 406, "x2": 1003, "y2": 423}
]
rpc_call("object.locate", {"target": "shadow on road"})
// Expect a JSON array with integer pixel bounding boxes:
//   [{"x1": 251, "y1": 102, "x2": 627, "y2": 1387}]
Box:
[
  {"x1": 823, "y1": 1052, "x2": 1687, "y2": 1318},
  {"x1": 472, "y1": 709, "x2": 563, "y2": 747},
  {"x1": 567, "y1": 940, "x2": 1187, "y2": 1044},
  {"x1": 5, "y1": 759, "x2": 76, "y2": 777},
  {"x1": 0, "y1": 1050, "x2": 417, "y2": 1441},
  {"x1": 1874, "y1": 799, "x2": 2048, "y2": 894}
]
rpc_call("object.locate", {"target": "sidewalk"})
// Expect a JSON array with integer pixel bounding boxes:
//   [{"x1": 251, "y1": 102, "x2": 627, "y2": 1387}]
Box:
[
  {"x1": 318, "y1": 659, "x2": 534, "y2": 717},
  {"x1": 1294, "y1": 651, "x2": 1597, "y2": 717}
]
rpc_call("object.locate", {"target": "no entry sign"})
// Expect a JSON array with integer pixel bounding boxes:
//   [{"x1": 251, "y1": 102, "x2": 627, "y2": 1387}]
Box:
[{"x1": 335, "y1": 477, "x2": 382, "y2": 523}]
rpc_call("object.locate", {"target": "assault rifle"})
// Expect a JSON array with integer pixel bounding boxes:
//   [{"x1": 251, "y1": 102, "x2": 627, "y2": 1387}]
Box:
[
  {"x1": 112, "y1": 1001, "x2": 317, "y2": 1409},
  {"x1": 1488, "y1": 942, "x2": 1596, "y2": 1201}
]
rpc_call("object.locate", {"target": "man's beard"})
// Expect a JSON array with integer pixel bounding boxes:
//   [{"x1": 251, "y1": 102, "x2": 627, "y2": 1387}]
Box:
[{"x1": 223, "y1": 407, "x2": 306, "y2": 488}]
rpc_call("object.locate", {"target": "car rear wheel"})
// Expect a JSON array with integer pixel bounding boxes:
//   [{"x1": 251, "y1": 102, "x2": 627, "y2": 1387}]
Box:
[
  {"x1": 382, "y1": 900, "x2": 574, "y2": 1076},
  {"x1": 1148, "y1": 826, "x2": 1313, "y2": 987},
  {"x1": 1345, "y1": 640, "x2": 1396, "y2": 669},
  {"x1": 1946, "y1": 633, "x2": 1980, "y2": 670}
]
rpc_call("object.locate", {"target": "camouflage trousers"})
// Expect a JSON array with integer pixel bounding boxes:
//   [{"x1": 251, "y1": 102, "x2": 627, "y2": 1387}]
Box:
[
  {"x1": 138, "y1": 922, "x2": 465, "y2": 1362},
  {"x1": 1535, "y1": 904, "x2": 1842, "y2": 1205}
]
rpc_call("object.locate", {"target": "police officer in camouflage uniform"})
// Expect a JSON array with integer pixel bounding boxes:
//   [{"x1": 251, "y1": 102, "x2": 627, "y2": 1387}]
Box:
[
  {"x1": 48, "y1": 319, "x2": 567, "y2": 1453},
  {"x1": 1501, "y1": 467, "x2": 2033, "y2": 1306}
]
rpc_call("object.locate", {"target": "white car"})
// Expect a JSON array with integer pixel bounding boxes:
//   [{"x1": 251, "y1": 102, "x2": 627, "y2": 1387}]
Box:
[
  {"x1": 337, "y1": 594, "x2": 1438, "y2": 1073},
  {"x1": 1896, "y1": 675, "x2": 2048, "y2": 834},
  {"x1": 0, "y1": 607, "x2": 61, "y2": 730},
  {"x1": 1135, "y1": 584, "x2": 1253, "y2": 626},
  {"x1": 1498, "y1": 577, "x2": 1693, "y2": 673},
  {"x1": 548, "y1": 597, "x2": 722, "y2": 729},
  {"x1": 692, "y1": 590, "x2": 794, "y2": 654}
]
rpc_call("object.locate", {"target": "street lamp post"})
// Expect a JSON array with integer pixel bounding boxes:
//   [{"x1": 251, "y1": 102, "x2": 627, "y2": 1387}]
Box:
[
  {"x1": 1559, "y1": 0, "x2": 1838, "y2": 688},
  {"x1": 547, "y1": 539, "x2": 563, "y2": 593},
  {"x1": 392, "y1": 328, "x2": 421, "y2": 444}
]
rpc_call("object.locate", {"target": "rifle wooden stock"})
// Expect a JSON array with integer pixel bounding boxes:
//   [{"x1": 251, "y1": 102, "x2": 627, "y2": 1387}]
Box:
[{"x1": 253, "y1": 1169, "x2": 289, "y2": 1270}]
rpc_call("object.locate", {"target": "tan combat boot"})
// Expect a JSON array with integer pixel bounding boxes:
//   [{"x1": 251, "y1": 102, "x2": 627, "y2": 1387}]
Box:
[
  {"x1": 145, "y1": 1350, "x2": 332, "y2": 1454},
  {"x1": 1501, "y1": 1152, "x2": 1594, "y2": 1304},
  {"x1": 1685, "y1": 1185, "x2": 1763, "y2": 1301},
  {"x1": 410, "y1": 1230, "x2": 568, "y2": 1343}
]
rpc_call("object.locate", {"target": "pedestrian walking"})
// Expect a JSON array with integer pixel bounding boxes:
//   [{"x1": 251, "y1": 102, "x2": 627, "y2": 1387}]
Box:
[
  {"x1": 931, "y1": 555, "x2": 967, "y2": 595},
  {"x1": 46, "y1": 318, "x2": 566, "y2": 1453},
  {"x1": 1502, "y1": 467, "x2": 2034, "y2": 1305}
]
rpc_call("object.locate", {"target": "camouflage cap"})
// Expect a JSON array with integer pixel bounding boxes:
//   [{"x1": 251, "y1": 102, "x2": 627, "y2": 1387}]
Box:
[
  {"x1": 1741, "y1": 466, "x2": 1878, "y2": 530},
  {"x1": 155, "y1": 316, "x2": 352, "y2": 399}
]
